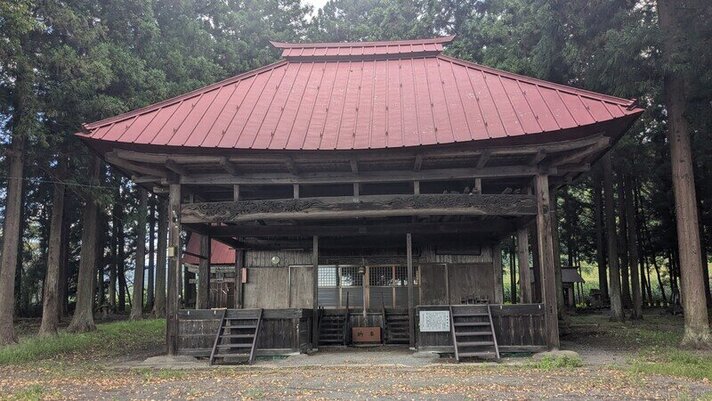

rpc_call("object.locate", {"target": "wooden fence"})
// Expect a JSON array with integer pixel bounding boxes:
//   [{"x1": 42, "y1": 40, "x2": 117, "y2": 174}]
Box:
[{"x1": 415, "y1": 304, "x2": 547, "y2": 353}]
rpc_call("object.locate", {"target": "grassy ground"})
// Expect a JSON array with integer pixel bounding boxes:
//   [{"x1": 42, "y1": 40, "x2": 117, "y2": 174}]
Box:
[
  {"x1": 0, "y1": 319, "x2": 164, "y2": 366},
  {"x1": 0, "y1": 313, "x2": 710, "y2": 400},
  {"x1": 568, "y1": 313, "x2": 712, "y2": 381}
]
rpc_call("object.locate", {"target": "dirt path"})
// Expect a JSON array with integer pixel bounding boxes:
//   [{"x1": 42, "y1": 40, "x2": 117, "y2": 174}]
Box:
[{"x1": 1, "y1": 364, "x2": 710, "y2": 400}]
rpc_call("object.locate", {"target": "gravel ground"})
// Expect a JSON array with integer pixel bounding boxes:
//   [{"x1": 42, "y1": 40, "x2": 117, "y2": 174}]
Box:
[{"x1": 2, "y1": 362, "x2": 710, "y2": 400}]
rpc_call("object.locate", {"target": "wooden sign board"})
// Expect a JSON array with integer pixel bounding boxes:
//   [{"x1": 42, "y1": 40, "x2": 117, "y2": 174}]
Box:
[{"x1": 419, "y1": 310, "x2": 450, "y2": 332}]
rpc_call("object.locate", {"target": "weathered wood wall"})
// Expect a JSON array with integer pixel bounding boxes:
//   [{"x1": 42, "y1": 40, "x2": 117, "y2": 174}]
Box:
[
  {"x1": 415, "y1": 304, "x2": 546, "y2": 352},
  {"x1": 176, "y1": 309, "x2": 313, "y2": 357},
  {"x1": 242, "y1": 266, "x2": 314, "y2": 309}
]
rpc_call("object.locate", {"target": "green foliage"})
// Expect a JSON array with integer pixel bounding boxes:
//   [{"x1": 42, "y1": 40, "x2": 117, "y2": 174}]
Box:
[
  {"x1": 0, "y1": 319, "x2": 165, "y2": 365},
  {"x1": 630, "y1": 348, "x2": 712, "y2": 381},
  {"x1": 529, "y1": 355, "x2": 583, "y2": 370}
]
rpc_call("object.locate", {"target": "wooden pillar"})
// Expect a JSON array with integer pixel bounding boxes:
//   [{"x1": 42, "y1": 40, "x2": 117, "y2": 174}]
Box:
[
  {"x1": 166, "y1": 183, "x2": 181, "y2": 356},
  {"x1": 493, "y1": 242, "x2": 503, "y2": 303},
  {"x1": 406, "y1": 233, "x2": 414, "y2": 348},
  {"x1": 517, "y1": 227, "x2": 532, "y2": 303},
  {"x1": 312, "y1": 235, "x2": 319, "y2": 347},
  {"x1": 197, "y1": 233, "x2": 210, "y2": 309},
  {"x1": 234, "y1": 249, "x2": 243, "y2": 309},
  {"x1": 530, "y1": 226, "x2": 542, "y2": 302},
  {"x1": 550, "y1": 196, "x2": 566, "y2": 318},
  {"x1": 535, "y1": 174, "x2": 560, "y2": 349}
]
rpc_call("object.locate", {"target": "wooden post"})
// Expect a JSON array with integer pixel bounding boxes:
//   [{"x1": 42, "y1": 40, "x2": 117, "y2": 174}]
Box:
[
  {"x1": 166, "y1": 183, "x2": 181, "y2": 356},
  {"x1": 197, "y1": 233, "x2": 210, "y2": 309},
  {"x1": 406, "y1": 233, "x2": 414, "y2": 348},
  {"x1": 493, "y1": 242, "x2": 503, "y2": 303},
  {"x1": 517, "y1": 227, "x2": 532, "y2": 303},
  {"x1": 413, "y1": 181, "x2": 420, "y2": 195},
  {"x1": 535, "y1": 174, "x2": 560, "y2": 349},
  {"x1": 234, "y1": 249, "x2": 243, "y2": 309},
  {"x1": 312, "y1": 236, "x2": 319, "y2": 348}
]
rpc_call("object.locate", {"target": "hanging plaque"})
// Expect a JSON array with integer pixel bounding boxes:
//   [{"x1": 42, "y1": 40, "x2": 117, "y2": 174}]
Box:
[{"x1": 419, "y1": 310, "x2": 450, "y2": 332}]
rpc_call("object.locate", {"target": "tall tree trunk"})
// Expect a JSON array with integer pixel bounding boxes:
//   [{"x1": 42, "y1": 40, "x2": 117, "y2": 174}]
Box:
[
  {"x1": 130, "y1": 189, "x2": 148, "y2": 320},
  {"x1": 152, "y1": 198, "x2": 168, "y2": 317},
  {"x1": 95, "y1": 210, "x2": 107, "y2": 311},
  {"x1": 617, "y1": 177, "x2": 632, "y2": 309},
  {"x1": 0, "y1": 133, "x2": 26, "y2": 345},
  {"x1": 67, "y1": 156, "x2": 100, "y2": 333},
  {"x1": 147, "y1": 196, "x2": 156, "y2": 310},
  {"x1": 593, "y1": 167, "x2": 609, "y2": 300},
  {"x1": 39, "y1": 159, "x2": 67, "y2": 336},
  {"x1": 0, "y1": 52, "x2": 34, "y2": 344},
  {"x1": 624, "y1": 175, "x2": 643, "y2": 319},
  {"x1": 603, "y1": 154, "x2": 624, "y2": 321},
  {"x1": 658, "y1": 0, "x2": 711, "y2": 347},
  {"x1": 60, "y1": 204, "x2": 70, "y2": 319}
]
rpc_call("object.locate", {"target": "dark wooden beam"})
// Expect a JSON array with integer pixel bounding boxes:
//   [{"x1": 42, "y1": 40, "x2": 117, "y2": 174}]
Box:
[
  {"x1": 181, "y1": 194, "x2": 538, "y2": 224},
  {"x1": 286, "y1": 157, "x2": 298, "y2": 174},
  {"x1": 106, "y1": 152, "x2": 167, "y2": 178},
  {"x1": 113, "y1": 135, "x2": 606, "y2": 166},
  {"x1": 220, "y1": 157, "x2": 238, "y2": 175},
  {"x1": 165, "y1": 159, "x2": 188, "y2": 176},
  {"x1": 413, "y1": 155, "x2": 423, "y2": 171},
  {"x1": 476, "y1": 150, "x2": 491, "y2": 168},
  {"x1": 530, "y1": 149, "x2": 547, "y2": 166},
  {"x1": 191, "y1": 219, "x2": 519, "y2": 238},
  {"x1": 179, "y1": 165, "x2": 554, "y2": 186}
]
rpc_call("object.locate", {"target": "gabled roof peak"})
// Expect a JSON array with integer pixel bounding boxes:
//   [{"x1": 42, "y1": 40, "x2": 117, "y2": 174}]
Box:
[{"x1": 270, "y1": 36, "x2": 454, "y2": 60}]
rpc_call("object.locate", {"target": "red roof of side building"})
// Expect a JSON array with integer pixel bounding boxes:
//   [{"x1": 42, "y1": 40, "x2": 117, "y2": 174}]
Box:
[
  {"x1": 77, "y1": 37, "x2": 643, "y2": 151},
  {"x1": 183, "y1": 234, "x2": 235, "y2": 266}
]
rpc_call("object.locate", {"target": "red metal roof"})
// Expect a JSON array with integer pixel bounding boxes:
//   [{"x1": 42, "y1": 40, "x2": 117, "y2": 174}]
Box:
[
  {"x1": 183, "y1": 234, "x2": 235, "y2": 266},
  {"x1": 78, "y1": 37, "x2": 643, "y2": 151}
]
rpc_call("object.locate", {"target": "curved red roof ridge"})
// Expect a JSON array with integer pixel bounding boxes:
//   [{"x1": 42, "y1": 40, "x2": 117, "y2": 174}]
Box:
[
  {"x1": 270, "y1": 36, "x2": 455, "y2": 49},
  {"x1": 77, "y1": 37, "x2": 644, "y2": 151}
]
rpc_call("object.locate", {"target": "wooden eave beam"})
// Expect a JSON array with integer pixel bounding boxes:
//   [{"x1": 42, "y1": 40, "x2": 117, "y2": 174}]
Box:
[
  {"x1": 178, "y1": 165, "x2": 556, "y2": 186},
  {"x1": 476, "y1": 150, "x2": 491, "y2": 168},
  {"x1": 530, "y1": 149, "x2": 547, "y2": 166},
  {"x1": 105, "y1": 152, "x2": 167, "y2": 178},
  {"x1": 286, "y1": 157, "x2": 298, "y2": 174},
  {"x1": 165, "y1": 159, "x2": 188, "y2": 176},
  {"x1": 549, "y1": 137, "x2": 610, "y2": 167},
  {"x1": 220, "y1": 157, "x2": 238, "y2": 175},
  {"x1": 180, "y1": 193, "x2": 537, "y2": 224},
  {"x1": 413, "y1": 154, "x2": 423, "y2": 171},
  {"x1": 188, "y1": 219, "x2": 520, "y2": 238},
  {"x1": 112, "y1": 134, "x2": 606, "y2": 166}
]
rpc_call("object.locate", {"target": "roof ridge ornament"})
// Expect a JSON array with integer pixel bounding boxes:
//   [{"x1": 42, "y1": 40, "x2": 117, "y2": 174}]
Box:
[{"x1": 270, "y1": 36, "x2": 455, "y2": 61}]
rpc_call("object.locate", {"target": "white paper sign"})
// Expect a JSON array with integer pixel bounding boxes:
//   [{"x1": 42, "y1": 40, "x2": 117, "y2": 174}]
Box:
[{"x1": 419, "y1": 310, "x2": 450, "y2": 332}]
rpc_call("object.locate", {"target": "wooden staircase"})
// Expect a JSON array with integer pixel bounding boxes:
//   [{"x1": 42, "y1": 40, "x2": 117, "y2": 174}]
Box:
[
  {"x1": 318, "y1": 311, "x2": 348, "y2": 346},
  {"x1": 384, "y1": 310, "x2": 410, "y2": 344},
  {"x1": 209, "y1": 309, "x2": 262, "y2": 365},
  {"x1": 450, "y1": 304, "x2": 500, "y2": 361}
]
